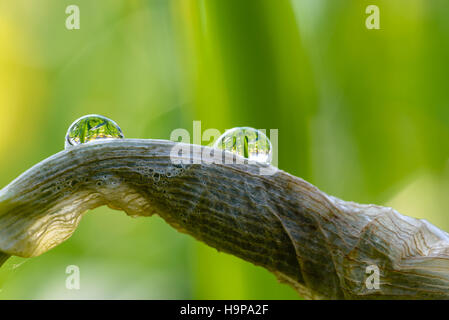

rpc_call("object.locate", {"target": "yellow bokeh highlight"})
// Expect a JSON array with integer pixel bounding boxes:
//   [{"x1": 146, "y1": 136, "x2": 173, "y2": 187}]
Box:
[{"x1": 0, "y1": 16, "x2": 46, "y2": 154}]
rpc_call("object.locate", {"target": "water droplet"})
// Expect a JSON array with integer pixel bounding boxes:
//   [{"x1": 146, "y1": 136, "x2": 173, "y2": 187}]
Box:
[
  {"x1": 213, "y1": 127, "x2": 272, "y2": 164},
  {"x1": 65, "y1": 114, "x2": 124, "y2": 149}
]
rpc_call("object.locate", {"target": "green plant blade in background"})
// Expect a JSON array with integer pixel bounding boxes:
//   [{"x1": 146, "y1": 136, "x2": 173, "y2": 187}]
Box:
[{"x1": 0, "y1": 0, "x2": 448, "y2": 299}]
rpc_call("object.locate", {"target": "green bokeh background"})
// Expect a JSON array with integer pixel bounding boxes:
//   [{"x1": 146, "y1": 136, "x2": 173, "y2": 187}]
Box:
[{"x1": 0, "y1": 0, "x2": 449, "y2": 299}]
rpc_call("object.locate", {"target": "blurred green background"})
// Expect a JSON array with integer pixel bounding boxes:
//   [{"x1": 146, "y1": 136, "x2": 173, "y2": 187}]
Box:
[{"x1": 0, "y1": 0, "x2": 449, "y2": 299}]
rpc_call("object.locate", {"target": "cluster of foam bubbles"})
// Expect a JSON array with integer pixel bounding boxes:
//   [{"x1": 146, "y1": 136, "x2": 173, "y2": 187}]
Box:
[
  {"x1": 134, "y1": 163, "x2": 187, "y2": 185},
  {"x1": 46, "y1": 162, "x2": 188, "y2": 202}
]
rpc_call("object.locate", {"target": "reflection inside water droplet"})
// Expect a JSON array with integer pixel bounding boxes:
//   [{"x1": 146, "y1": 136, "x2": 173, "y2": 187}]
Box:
[
  {"x1": 213, "y1": 127, "x2": 272, "y2": 164},
  {"x1": 65, "y1": 114, "x2": 124, "y2": 149}
]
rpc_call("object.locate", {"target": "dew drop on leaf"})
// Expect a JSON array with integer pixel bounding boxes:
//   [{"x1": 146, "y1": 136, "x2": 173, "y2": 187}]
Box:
[
  {"x1": 213, "y1": 127, "x2": 272, "y2": 164},
  {"x1": 65, "y1": 114, "x2": 124, "y2": 149}
]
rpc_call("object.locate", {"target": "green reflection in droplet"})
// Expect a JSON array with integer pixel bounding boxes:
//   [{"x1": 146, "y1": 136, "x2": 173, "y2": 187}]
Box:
[
  {"x1": 65, "y1": 114, "x2": 124, "y2": 149},
  {"x1": 213, "y1": 127, "x2": 272, "y2": 164}
]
